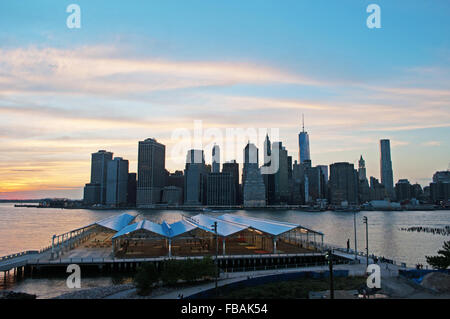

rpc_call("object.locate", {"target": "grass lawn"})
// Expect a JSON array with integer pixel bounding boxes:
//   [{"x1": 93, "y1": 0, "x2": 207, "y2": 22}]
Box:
[{"x1": 217, "y1": 276, "x2": 367, "y2": 299}]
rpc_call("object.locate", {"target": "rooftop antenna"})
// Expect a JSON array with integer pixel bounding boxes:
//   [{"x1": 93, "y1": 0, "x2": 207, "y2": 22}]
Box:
[{"x1": 302, "y1": 113, "x2": 305, "y2": 132}]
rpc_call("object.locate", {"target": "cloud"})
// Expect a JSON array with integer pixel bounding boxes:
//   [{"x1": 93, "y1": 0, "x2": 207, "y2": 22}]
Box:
[
  {"x1": 0, "y1": 46, "x2": 319, "y2": 97},
  {"x1": 422, "y1": 141, "x2": 441, "y2": 147}
]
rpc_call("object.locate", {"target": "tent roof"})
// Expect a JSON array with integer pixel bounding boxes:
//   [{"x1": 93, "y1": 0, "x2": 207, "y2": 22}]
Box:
[
  {"x1": 94, "y1": 213, "x2": 136, "y2": 232},
  {"x1": 112, "y1": 220, "x2": 166, "y2": 239},
  {"x1": 190, "y1": 214, "x2": 249, "y2": 237},
  {"x1": 168, "y1": 219, "x2": 198, "y2": 238},
  {"x1": 216, "y1": 214, "x2": 322, "y2": 236}
]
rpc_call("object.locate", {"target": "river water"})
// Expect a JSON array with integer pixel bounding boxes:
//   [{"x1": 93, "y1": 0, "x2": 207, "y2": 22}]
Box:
[{"x1": 0, "y1": 203, "x2": 448, "y2": 298}]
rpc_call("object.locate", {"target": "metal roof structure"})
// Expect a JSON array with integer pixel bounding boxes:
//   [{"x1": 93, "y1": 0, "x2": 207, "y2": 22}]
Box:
[
  {"x1": 189, "y1": 214, "x2": 249, "y2": 237},
  {"x1": 112, "y1": 219, "x2": 166, "y2": 239},
  {"x1": 216, "y1": 214, "x2": 322, "y2": 236},
  {"x1": 94, "y1": 213, "x2": 136, "y2": 232},
  {"x1": 108, "y1": 213, "x2": 322, "y2": 239}
]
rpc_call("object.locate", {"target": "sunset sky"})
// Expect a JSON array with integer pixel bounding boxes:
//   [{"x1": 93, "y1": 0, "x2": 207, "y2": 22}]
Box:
[{"x1": 0, "y1": 0, "x2": 449, "y2": 199}]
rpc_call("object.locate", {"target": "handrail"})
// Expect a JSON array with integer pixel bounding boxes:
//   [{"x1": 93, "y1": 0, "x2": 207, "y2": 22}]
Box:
[{"x1": 0, "y1": 250, "x2": 39, "y2": 262}]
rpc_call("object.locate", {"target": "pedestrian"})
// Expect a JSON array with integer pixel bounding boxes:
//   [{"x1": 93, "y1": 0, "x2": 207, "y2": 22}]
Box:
[{"x1": 346, "y1": 239, "x2": 350, "y2": 252}]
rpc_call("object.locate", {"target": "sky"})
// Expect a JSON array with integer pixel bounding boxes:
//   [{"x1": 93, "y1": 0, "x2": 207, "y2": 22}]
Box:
[{"x1": 0, "y1": 0, "x2": 449, "y2": 199}]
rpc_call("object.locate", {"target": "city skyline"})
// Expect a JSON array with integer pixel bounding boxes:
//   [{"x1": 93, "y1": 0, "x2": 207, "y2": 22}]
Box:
[{"x1": 1, "y1": 0, "x2": 449, "y2": 199}]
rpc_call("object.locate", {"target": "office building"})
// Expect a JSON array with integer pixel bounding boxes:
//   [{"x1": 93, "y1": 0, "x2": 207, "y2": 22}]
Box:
[
  {"x1": 329, "y1": 162, "x2": 358, "y2": 205},
  {"x1": 380, "y1": 139, "x2": 394, "y2": 199},
  {"x1": 137, "y1": 138, "x2": 166, "y2": 207},
  {"x1": 222, "y1": 160, "x2": 240, "y2": 205},
  {"x1": 207, "y1": 172, "x2": 234, "y2": 205},
  {"x1": 242, "y1": 143, "x2": 266, "y2": 207},
  {"x1": 298, "y1": 115, "x2": 311, "y2": 164},
  {"x1": 89, "y1": 150, "x2": 113, "y2": 204},
  {"x1": 106, "y1": 157, "x2": 129, "y2": 207},
  {"x1": 184, "y1": 150, "x2": 208, "y2": 205},
  {"x1": 212, "y1": 144, "x2": 220, "y2": 173}
]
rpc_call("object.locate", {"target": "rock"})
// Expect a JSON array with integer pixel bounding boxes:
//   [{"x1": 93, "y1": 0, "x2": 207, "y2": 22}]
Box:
[
  {"x1": 0, "y1": 291, "x2": 36, "y2": 299},
  {"x1": 421, "y1": 272, "x2": 450, "y2": 293}
]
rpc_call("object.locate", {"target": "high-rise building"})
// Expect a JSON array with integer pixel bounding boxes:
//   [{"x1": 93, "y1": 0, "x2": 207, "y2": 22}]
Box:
[
  {"x1": 433, "y1": 171, "x2": 450, "y2": 183},
  {"x1": 298, "y1": 115, "x2": 311, "y2": 164},
  {"x1": 329, "y1": 162, "x2": 358, "y2": 205},
  {"x1": 106, "y1": 157, "x2": 129, "y2": 206},
  {"x1": 317, "y1": 165, "x2": 328, "y2": 183},
  {"x1": 127, "y1": 173, "x2": 137, "y2": 206},
  {"x1": 369, "y1": 177, "x2": 387, "y2": 201},
  {"x1": 242, "y1": 143, "x2": 266, "y2": 207},
  {"x1": 358, "y1": 155, "x2": 367, "y2": 181},
  {"x1": 83, "y1": 183, "x2": 101, "y2": 205},
  {"x1": 207, "y1": 172, "x2": 234, "y2": 205},
  {"x1": 222, "y1": 160, "x2": 239, "y2": 205},
  {"x1": 395, "y1": 179, "x2": 412, "y2": 202},
  {"x1": 212, "y1": 144, "x2": 220, "y2": 173},
  {"x1": 89, "y1": 150, "x2": 113, "y2": 204},
  {"x1": 273, "y1": 141, "x2": 289, "y2": 203},
  {"x1": 380, "y1": 139, "x2": 394, "y2": 199},
  {"x1": 184, "y1": 150, "x2": 208, "y2": 205},
  {"x1": 137, "y1": 138, "x2": 166, "y2": 207}
]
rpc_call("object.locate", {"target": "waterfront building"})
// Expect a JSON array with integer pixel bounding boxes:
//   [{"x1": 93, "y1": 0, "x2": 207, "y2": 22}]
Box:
[
  {"x1": 433, "y1": 171, "x2": 450, "y2": 183},
  {"x1": 137, "y1": 138, "x2": 166, "y2": 207},
  {"x1": 184, "y1": 150, "x2": 208, "y2": 205},
  {"x1": 411, "y1": 183, "x2": 423, "y2": 199},
  {"x1": 89, "y1": 150, "x2": 113, "y2": 204},
  {"x1": 430, "y1": 181, "x2": 450, "y2": 204},
  {"x1": 222, "y1": 160, "x2": 240, "y2": 205},
  {"x1": 166, "y1": 170, "x2": 185, "y2": 203},
  {"x1": 161, "y1": 186, "x2": 183, "y2": 205},
  {"x1": 111, "y1": 213, "x2": 323, "y2": 258},
  {"x1": 395, "y1": 179, "x2": 412, "y2": 202},
  {"x1": 212, "y1": 144, "x2": 220, "y2": 173},
  {"x1": 329, "y1": 162, "x2": 358, "y2": 205},
  {"x1": 127, "y1": 173, "x2": 137, "y2": 206},
  {"x1": 106, "y1": 157, "x2": 129, "y2": 207},
  {"x1": 369, "y1": 177, "x2": 387, "y2": 201},
  {"x1": 83, "y1": 183, "x2": 101, "y2": 205},
  {"x1": 298, "y1": 115, "x2": 311, "y2": 164},
  {"x1": 380, "y1": 139, "x2": 394, "y2": 199},
  {"x1": 207, "y1": 172, "x2": 234, "y2": 205}
]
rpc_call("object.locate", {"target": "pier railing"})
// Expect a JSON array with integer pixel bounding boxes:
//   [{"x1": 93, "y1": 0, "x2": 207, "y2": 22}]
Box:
[{"x1": 0, "y1": 250, "x2": 39, "y2": 262}]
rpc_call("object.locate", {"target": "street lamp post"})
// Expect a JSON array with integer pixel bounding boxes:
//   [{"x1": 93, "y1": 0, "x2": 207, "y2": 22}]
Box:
[
  {"x1": 363, "y1": 216, "x2": 369, "y2": 268},
  {"x1": 211, "y1": 222, "x2": 219, "y2": 295},
  {"x1": 353, "y1": 211, "x2": 358, "y2": 261},
  {"x1": 325, "y1": 250, "x2": 334, "y2": 299}
]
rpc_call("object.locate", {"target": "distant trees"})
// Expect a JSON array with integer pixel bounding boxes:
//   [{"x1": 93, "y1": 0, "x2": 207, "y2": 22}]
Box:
[
  {"x1": 426, "y1": 241, "x2": 450, "y2": 270},
  {"x1": 134, "y1": 257, "x2": 216, "y2": 295}
]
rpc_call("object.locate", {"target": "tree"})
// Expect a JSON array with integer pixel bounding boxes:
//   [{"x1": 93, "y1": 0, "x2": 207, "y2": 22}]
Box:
[
  {"x1": 134, "y1": 263, "x2": 159, "y2": 295},
  {"x1": 426, "y1": 241, "x2": 450, "y2": 270}
]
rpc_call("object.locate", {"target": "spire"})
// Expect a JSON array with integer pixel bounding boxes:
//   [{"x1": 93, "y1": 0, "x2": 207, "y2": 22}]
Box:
[{"x1": 302, "y1": 113, "x2": 305, "y2": 132}]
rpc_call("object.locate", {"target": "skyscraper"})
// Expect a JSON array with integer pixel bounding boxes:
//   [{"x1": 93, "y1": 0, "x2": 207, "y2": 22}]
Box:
[
  {"x1": 212, "y1": 144, "x2": 220, "y2": 173},
  {"x1": 298, "y1": 115, "x2": 311, "y2": 164},
  {"x1": 329, "y1": 162, "x2": 358, "y2": 205},
  {"x1": 358, "y1": 155, "x2": 367, "y2": 181},
  {"x1": 106, "y1": 157, "x2": 129, "y2": 207},
  {"x1": 380, "y1": 139, "x2": 394, "y2": 199},
  {"x1": 137, "y1": 138, "x2": 166, "y2": 207},
  {"x1": 273, "y1": 141, "x2": 289, "y2": 203},
  {"x1": 89, "y1": 150, "x2": 113, "y2": 204},
  {"x1": 242, "y1": 142, "x2": 266, "y2": 207},
  {"x1": 184, "y1": 149, "x2": 208, "y2": 205},
  {"x1": 207, "y1": 172, "x2": 234, "y2": 205},
  {"x1": 222, "y1": 160, "x2": 239, "y2": 205}
]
